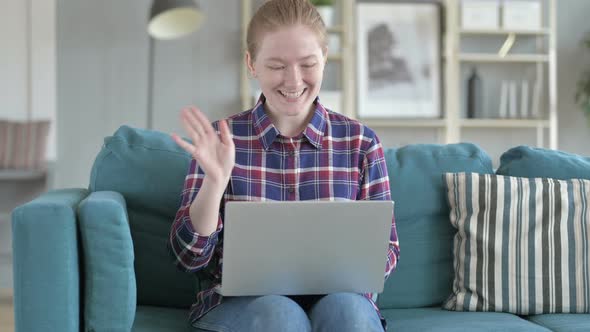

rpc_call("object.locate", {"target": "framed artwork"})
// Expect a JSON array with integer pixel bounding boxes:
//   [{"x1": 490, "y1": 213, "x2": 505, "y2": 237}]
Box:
[{"x1": 356, "y1": 2, "x2": 442, "y2": 118}]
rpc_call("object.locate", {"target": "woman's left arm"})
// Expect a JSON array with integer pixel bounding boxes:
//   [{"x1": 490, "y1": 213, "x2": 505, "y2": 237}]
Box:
[{"x1": 358, "y1": 135, "x2": 399, "y2": 280}]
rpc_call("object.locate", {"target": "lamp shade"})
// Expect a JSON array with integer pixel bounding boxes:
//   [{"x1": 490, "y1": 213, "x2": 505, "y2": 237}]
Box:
[{"x1": 148, "y1": 0, "x2": 203, "y2": 40}]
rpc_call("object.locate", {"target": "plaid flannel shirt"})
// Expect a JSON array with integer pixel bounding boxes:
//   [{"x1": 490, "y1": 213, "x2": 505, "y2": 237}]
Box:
[{"x1": 168, "y1": 95, "x2": 399, "y2": 329}]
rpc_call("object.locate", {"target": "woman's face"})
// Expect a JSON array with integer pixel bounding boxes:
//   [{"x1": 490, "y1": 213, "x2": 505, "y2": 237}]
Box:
[{"x1": 247, "y1": 25, "x2": 327, "y2": 120}]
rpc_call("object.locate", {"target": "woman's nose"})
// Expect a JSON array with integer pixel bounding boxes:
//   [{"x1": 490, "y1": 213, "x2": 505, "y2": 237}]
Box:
[{"x1": 284, "y1": 66, "x2": 302, "y2": 86}]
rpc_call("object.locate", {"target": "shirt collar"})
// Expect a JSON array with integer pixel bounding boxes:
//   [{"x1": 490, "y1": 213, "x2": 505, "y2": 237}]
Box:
[{"x1": 252, "y1": 93, "x2": 327, "y2": 150}]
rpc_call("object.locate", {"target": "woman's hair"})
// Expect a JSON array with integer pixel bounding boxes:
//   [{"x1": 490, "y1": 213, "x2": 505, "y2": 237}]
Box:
[{"x1": 246, "y1": 0, "x2": 327, "y2": 60}]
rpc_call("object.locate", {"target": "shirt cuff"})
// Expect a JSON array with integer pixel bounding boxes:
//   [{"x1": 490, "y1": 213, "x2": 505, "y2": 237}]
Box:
[{"x1": 180, "y1": 214, "x2": 223, "y2": 253}]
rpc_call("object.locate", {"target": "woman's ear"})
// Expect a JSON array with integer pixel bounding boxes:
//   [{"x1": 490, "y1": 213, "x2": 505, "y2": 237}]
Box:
[
  {"x1": 323, "y1": 47, "x2": 329, "y2": 66},
  {"x1": 245, "y1": 51, "x2": 256, "y2": 77}
]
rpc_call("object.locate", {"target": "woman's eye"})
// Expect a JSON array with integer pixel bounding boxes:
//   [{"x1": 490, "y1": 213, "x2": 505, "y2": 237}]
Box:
[
  {"x1": 268, "y1": 66, "x2": 284, "y2": 70},
  {"x1": 302, "y1": 63, "x2": 317, "y2": 68}
]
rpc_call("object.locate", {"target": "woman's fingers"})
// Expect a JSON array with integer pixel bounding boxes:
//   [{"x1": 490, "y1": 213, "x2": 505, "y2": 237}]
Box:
[
  {"x1": 182, "y1": 107, "x2": 206, "y2": 138},
  {"x1": 219, "y1": 120, "x2": 233, "y2": 146},
  {"x1": 170, "y1": 133, "x2": 196, "y2": 156},
  {"x1": 192, "y1": 108, "x2": 215, "y2": 135},
  {"x1": 180, "y1": 114, "x2": 201, "y2": 145}
]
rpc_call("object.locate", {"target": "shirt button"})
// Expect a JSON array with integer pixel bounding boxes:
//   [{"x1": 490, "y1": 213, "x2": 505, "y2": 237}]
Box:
[
  {"x1": 288, "y1": 187, "x2": 295, "y2": 193},
  {"x1": 289, "y1": 151, "x2": 296, "y2": 156}
]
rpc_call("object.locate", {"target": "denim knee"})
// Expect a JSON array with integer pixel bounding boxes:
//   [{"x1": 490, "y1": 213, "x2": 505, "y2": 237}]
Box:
[
  {"x1": 248, "y1": 295, "x2": 311, "y2": 332},
  {"x1": 309, "y1": 293, "x2": 383, "y2": 332}
]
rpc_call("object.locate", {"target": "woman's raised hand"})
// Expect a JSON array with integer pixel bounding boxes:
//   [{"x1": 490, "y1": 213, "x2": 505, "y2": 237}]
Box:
[{"x1": 171, "y1": 107, "x2": 235, "y2": 187}]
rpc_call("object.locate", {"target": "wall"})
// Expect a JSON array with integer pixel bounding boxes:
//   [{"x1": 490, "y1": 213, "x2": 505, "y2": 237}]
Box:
[
  {"x1": 555, "y1": 0, "x2": 590, "y2": 156},
  {"x1": 54, "y1": 0, "x2": 241, "y2": 189},
  {"x1": 0, "y1": 0, "x2": 56, "y2": 213},
  {"x1": 52, "y1": 0, "x2": 590, "y2": 189},
  {"x1": 54, "y1": 0, "x2": 150, "y2": 189},
  {"x1": 0, "y1": 0, "x2": 56, "y2": 160}
]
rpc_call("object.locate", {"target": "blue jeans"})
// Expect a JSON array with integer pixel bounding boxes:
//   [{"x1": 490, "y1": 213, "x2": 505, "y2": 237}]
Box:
[{"x1": 191, "y1": 293, "x2": 385, "y2": 332}]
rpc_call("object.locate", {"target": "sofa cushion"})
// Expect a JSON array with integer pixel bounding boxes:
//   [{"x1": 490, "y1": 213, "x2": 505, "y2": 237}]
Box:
[
  {"x1": 443, "y1": 172, "x2": 590, "y2": 314},
  {"x1": 381, "y1": 307, "x2": 551, "y2": 332},
  {"x1": 90, "y1": 125, "x2": 200, "y2": 308},
  {"x1": 132, "y1": 305, "x2": 192, "y2": 331},
  {"x1": 378, "y1": 143, "x2": 494, "y2": 309},
  {"x1": 497, "y1": 146, "x2": 590, "y2": 180},
  {"x1": 77, "y1": 191, "x2": 136, "y2": 331},
  {"x1": 525, "y1": 313, "x2": 590, "y2": 332}
]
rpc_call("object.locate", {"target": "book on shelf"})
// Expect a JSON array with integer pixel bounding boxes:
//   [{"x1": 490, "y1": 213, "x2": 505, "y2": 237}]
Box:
[
  {"x1": 508, "y1": 80, "x2": 518, "y2": 118},
  {"x1": 531, "y1": 78, "x2": 542, "y2": 119},
  {"x1": 499, "y1": 80, "x2": 508, "y2": 118},
  {"x1": 520, "y1": 80, "x2": 529, "y2": 119}
]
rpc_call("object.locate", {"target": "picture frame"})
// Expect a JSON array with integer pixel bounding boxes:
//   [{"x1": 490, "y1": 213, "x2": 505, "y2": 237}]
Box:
[{"x1": 356, "y1": 2, "x2": 442, "y2": 118}]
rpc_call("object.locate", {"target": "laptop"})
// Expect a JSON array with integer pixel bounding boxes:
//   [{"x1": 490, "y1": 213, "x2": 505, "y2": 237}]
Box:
[{"x1": 219, "y1": 200, "x2": 394, "y2": 296}]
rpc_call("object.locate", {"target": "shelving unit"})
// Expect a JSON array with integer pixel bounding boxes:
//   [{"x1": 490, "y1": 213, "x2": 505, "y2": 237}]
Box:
[
  {"x1": 458, "y1": 53, "x2": 549, "y2": 63},
  {"x1": 363, "y1": 119, "x2": 446, "y2": 128},
  {"x1": 459, "y1": 28, "x2": 550, "y2": 36},
  {"x1": 239, "y1": 0, "x2": 558, "y2": 150},
  {"x1": 444, "y1": 0, "x2": 557, "y2": 149},
  {"x1": 0, "y1": 169, "x2": 46, "y2": 181}
]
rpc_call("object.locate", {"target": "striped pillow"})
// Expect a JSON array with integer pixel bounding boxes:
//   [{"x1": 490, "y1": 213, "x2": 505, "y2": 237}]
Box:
[
  {"x1": 443, "y1": 172, "x2": 590, "y2": 314},
  {"x1": 0, "y1": 120, "x2": 50, "y2": 170}
]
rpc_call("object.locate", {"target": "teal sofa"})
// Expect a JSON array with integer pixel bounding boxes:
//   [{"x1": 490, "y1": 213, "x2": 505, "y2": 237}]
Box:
[{"x1": 11, "y1": 125, "x2": 590, "y2": 331}]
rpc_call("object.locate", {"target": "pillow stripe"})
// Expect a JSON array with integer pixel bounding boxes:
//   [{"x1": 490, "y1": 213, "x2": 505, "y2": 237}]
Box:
[
  {"x1": 580, "y1": 179, "x2": 590, "y2": 310},
  {"x1": 0, "y1": 120, "x2": 50, "y2": 170},
  {"x1": 444, "y1": 172, "x2": 590, "y2": 314}
]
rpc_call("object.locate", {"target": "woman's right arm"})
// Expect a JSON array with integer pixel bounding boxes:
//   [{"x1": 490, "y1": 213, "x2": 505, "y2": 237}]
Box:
[
  {"x1": 167, "y1": 107, "x2": 235, "y2": 273},
  {"x1": 168, "y1": 160, "x2": 226, "y2": 273}
]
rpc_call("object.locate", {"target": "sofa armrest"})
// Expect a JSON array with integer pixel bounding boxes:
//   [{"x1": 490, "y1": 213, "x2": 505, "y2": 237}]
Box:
[
  {"x1": 77, "y1": 191, "x2": 136, "y2": 331},
  {"x1": 12, "y1": 188, "x2": 89, "y2": 332}
]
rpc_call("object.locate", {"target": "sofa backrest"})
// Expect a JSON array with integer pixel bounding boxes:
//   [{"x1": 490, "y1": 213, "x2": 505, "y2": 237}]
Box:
[
  {"x1": 89, "y1": 125, "x2": 497, "y2": 310},
  {"x1": 90, "y1": 125, "x2": 197, "y2": 308},
  {"x1": 377, "y1": 143, "x2": 494, "y2": 309},
  {"x1": 497, "y1": 145, "x2": 590, "y2": 179}
]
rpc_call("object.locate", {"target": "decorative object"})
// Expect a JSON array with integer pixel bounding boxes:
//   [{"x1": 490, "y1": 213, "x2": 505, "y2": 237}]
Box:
[
  {"x1": 575, "y1": 34, "x2": 590, "y2": 123},
  {"x1": 497, "y1": 32, "x2": 516, "y2": 57},
  {"x1": 356, "y1": 2, "x2": 441, "y2": 118},
  {"x1": 502, "y1": 0, "x2": 541, "y2": 31},
  {"x1": 443, "y1": 172, "x2": 590, "y2": 314},
  {"x1": 466, "y1": 67, "x2": 483, "y2": 118},
  {"x1": 311, "y1": 0, "x2": 335, "y2": 27},
  {"x1": 148, "y1": 0, "x2": 204, "y2": 40},
  {"x1": 461, "y1": 0, "x2": 500, "y2": 30}
]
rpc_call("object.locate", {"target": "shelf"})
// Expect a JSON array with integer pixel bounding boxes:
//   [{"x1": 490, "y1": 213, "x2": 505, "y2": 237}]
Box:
[
  {"x1": 362, "y1": 118, "x2": 446, "y2": 128},
  {"x1": 459, "y1": 28, "x2": 550, "y2": 36},
  {"x1": 327, "y1": 53, "x2": 343, "y2": 61},
  {"x1": 327, "y1": 25, "x2": 344, "y2": 34},
  {"x1": 0, "y1": 169, "x2": 47, "y2": 181},
  {"x1": 458, "y1": 53, "x2": 549, "y2": 63},
  {"x1": 460, "y1": 119, "x2": 550, "y2": 128}
]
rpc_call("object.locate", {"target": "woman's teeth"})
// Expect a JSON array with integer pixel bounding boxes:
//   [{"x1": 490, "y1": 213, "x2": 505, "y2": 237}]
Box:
[{"x1": 280, "y1": 89, "x2": 305, "y2": 98}]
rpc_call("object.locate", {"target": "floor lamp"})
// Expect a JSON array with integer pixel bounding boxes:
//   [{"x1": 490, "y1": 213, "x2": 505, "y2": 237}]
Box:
[{"x1": 146, "y1": 0, "x2": 204, "y2": 129}]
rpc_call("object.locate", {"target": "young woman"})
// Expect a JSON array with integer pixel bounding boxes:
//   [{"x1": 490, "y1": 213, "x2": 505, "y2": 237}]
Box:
[{"x1": 168, "y1": 0, "x2": 399, "y2": 331}]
